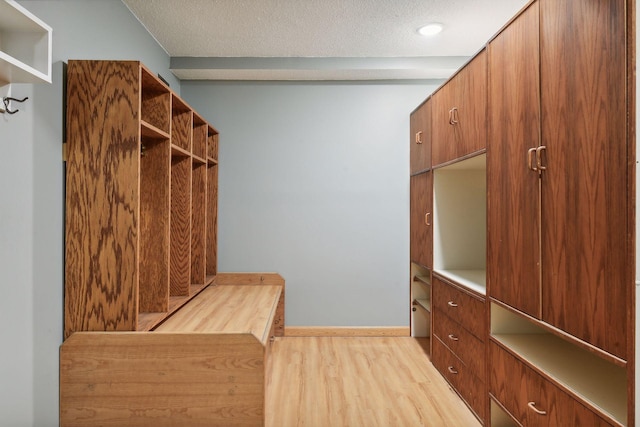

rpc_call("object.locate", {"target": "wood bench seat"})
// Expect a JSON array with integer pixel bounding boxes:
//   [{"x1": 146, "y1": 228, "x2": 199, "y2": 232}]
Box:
[{"x1": 60, "y1": 273, "x2": 285, "y2": 427}]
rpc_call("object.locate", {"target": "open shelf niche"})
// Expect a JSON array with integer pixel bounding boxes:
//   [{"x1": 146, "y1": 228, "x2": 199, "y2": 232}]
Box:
[
  {"x1": 432, "y1": 154, "x2": 486, "y2": 294},
  {"x1": 490, "y1": 302, "x2": 627, "y2": 426},
  {"x1": 410, "y1": 263, "x2": 431, "y2": 339},
  {"x1": 0, "y1": 0, "x2": 52, "y2": 85}
]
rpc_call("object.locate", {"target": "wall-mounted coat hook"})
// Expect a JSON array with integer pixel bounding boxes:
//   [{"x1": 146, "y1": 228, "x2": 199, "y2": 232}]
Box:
[{"x1": 1, "y1": 96, "x2": 29, "y2": 114}]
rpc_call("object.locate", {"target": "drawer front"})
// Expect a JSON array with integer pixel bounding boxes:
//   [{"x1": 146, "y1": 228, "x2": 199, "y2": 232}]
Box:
[
  {"x1": 433, "y1": 308, "x2": 485, "y2": 382},
  {"x1": 490, "y1": 341, "x2": 614, "y2": 426},
  {"x1": 433, "y1": 336, "x2": 486, "y2": 421},
  {"x1": 432, "y1": 276, "x2": 485, "y2": 340}
]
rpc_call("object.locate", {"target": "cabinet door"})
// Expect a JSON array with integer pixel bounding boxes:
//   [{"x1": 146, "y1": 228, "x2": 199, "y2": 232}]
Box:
[
  {"x1": 432, "y1": 51, "x2": 487, "y2": 166},
  {"x1": 410, "y1": 99, "x2": 431, "y2": 174},
  {"x1": 539, "y1": 0, "x2": 628, "y2": 359},
  {"x1": 410, "y1": 171, "x2": 432, "y2": 268},
  {"x1": 487, "y1": 2, "x2": 541, "y2": 318}
]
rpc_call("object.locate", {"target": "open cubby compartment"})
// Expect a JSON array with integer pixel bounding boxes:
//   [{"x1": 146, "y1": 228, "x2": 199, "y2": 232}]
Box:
[
  {"x1": 170, "y1": 153, "x2": 192, "y2": 298},
  {"x1": 141, "y1": 66, "x2": 170, "y2": 134},
  {"x1": 411, "y1": 262, "x2": 431, "y2": 338},
  {"x1": 205, "y1": 162, "x2": 218, "y2": 281},
  {"x1": 171, "y1": 94, "x2": 192, "y2": 152},
  {"x1": 190, "y1": 161, "x2": 207, "y2": 286},
  {"x1": 207, "y1": 125, "x2": 219, "y2": 162},
  {"x1": 192, "y1": 113, "x2": 208, "y2": 161},
  {"x1": 138, "y1": 136, "x2": 171, "y2": 318},
  {"x1": 490, "y1": 302, "x2": 627, "y2": 426},
  {"x1": 0, "y1": 0, "x2": 52, "y2": 84},
  {"x1": 432, "y1": 153, "x2": 486, "y2": 294}
]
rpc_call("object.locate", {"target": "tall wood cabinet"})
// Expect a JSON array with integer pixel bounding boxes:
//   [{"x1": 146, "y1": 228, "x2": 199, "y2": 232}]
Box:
[
  {"x1": 410, "y1": 0, "x2": 635, "y2": 425},
  {"x1": 64, "y1": 60, "x2": 219, "y2": 339},
  {"x1": 410, "y1": 98, "x2": 433, "y2": 342}
]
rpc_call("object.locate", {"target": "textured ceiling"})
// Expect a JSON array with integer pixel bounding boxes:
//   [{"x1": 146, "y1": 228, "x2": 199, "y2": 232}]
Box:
[{"x1": 122, "y1": 0, "x2": 530, "y2": 80}]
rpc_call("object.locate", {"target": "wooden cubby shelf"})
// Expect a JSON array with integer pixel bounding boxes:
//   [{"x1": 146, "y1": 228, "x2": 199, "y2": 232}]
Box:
[{"x1": 64, "y1": 60, "x2": 219, "y2": 338}]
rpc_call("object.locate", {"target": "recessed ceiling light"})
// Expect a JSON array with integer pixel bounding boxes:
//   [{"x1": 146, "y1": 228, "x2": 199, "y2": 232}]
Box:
[{"x1": 418, "y1": 23, "x2": 443, "y2": 37}]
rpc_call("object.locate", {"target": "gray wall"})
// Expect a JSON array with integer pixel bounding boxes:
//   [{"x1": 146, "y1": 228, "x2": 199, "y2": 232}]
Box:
[
  {"x1": 181, "y1": 81, "x2": 440, "y2": 326},
  {"x1": 1, "y1": 1, "x2": 178, "y2": 425}
]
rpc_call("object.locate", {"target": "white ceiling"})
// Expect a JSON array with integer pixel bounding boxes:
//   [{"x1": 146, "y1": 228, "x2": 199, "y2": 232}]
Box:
[{"x1": 122, "y1": 0, "x2": 530, "y2": 80}]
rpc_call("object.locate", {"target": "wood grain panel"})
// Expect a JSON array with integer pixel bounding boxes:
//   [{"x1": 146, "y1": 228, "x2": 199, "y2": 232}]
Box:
[
  {"x1": 190, "y1": 163, "x2": 206, "y2": 285},
  {"x1": 540, "y1": 0, "x2": 628, "y2": 359},
  {"x1": 487, "y1": 2, "x2": 541, "y2": 318},
  {"x1": 64, "y1": 60, "x2": 140, "y2": 338},
  {"x1": 60, "y1": 332, "x2": 265, "y2": 427},
  {"x1": 140, "y1": 67, "x2": 170, "y2": 133},
  {"x1": 170, "y1": 156, "x2": 191, "y2": 296},
  {"x1": 206, "y1": 164, "x2": 218, "y2": 276},
  {"x1": 410, "y1": 99, "x2": 431, "y2": 174},
  {"x1": 410, "y1": 171, "x2": 432, "y2": 268},
  {"x1": 171, "y1": 96, "x2": 192, "y2": 151},
  {"x1": 139, "y1": 138, "x2": 170, "y2": 313},
  {"x1": 432, "y1": 275, "x2": 485, "y2": 341}
]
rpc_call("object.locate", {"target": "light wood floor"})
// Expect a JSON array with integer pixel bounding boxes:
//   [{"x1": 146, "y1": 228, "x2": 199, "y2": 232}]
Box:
[{"x1": 266, "y1": 337, "x2": 482, "y2": 427}]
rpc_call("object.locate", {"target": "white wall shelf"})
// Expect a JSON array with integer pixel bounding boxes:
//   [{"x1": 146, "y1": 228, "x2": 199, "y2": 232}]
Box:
[{"x1": 0, "y1": 0, "x2": 52, "y2": 85}]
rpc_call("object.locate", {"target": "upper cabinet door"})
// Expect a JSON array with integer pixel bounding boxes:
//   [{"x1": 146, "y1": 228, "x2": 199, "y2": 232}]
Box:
[
  {"x1": 410, "y1": 171, "x2": 433, "y2": 269},
  {"x1": 432, "y1": 50, "x2": 487, "y2": 167},
  {"x1": 540, "y1": 0, "x2": 629, "y2": 359},
  {"x1": 410, "y1": 99, "x2": 432, "y2": 174},
  {"x1": 487, "y1": 2, "x2": 541, "y2": 318}
]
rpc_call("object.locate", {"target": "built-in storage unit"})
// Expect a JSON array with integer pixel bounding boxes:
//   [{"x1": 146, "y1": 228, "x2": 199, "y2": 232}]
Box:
[
  {"x1": 0, "y1": 0, "x2": 52, "y2": 85},
  {"x1": 409, "y1": 0, "x2": 634, "y2": 424},
  {"x1": 64, "y1": 60, "x2": 219, "y2": 338}
]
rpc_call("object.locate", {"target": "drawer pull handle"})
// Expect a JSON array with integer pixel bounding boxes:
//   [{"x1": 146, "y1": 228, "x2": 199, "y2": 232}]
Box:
[
  {"x1": 447, "y1": 301, "x2": 458, "y2": 308},
  {"x1": 447, "y1": 366, "x2": 458, "y2": 374},
  {"x1": 527, "y1": 401, "x2": 547, "y2": 415},
  {"x1": 448, "y1": 334, "x2": 459, "y2": 341},
  {"x1": 425, "y1": 212, "x2": 431, "y2": 226},
  {"x1": 416, "y1": 131, "x2": 423, "y2": 144}
]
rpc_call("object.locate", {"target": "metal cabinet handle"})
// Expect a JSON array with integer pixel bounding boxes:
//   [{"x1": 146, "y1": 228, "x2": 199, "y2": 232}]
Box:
[
  {"x1": 449, "y1": 107, "x2": 459, "y2": 125},
  {"x1": 536, "y1": 145, "x2": 547, "y2": 171},
  {"x1": 448, "y1": 334, "x2": 459, "y2": 341},
  {"x1": 425, "y1": 212, "x2": 431, "y2": 226},
  {"x1": 527, "y1": 401, "x2": 547, "y2": 415},
  {"x1": 447, "y1": 301, "x2": 458, "y2": 308},
  {"x1": 447, "y1": 366, "x2": 458, "y2": 374},
  {"x1": 527, "y1": 147, "x2": 537, "y2": 171},
  {"x1": 416, "y1": 131, "x2": 423, "y2": 144}
]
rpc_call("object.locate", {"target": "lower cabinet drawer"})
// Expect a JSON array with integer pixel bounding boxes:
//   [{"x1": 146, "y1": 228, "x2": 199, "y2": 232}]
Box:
[
  {"x1": 432, "y1": 275, "x2": 485, "y2": 340},
  {"x1": 433, "y1": 336, "x2": 486, "y2": 421},
  {"x1": 489, "y1": 341, "x2": 614, "y2": 426},
  {"x1": 433, "y1": 309, "x2": 485, "y2": 383}
]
